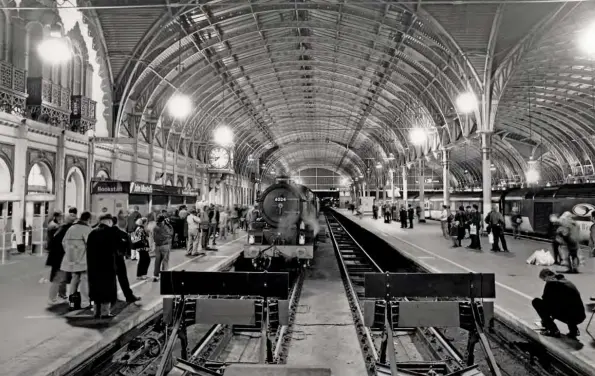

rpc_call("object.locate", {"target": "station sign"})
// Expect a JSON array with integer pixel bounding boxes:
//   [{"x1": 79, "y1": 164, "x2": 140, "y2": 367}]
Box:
[
  {"x1": 91, "y1": 180, "x2": 129, "y2": 194},
  {"x1": 153, "y1": 185, "x2": 183, "y2": 196},
  {"x1": 93, "y1": 137, "x2": 136, "y2": 144},
  {"x1": 130, "y1": 182, "x2": 153, "y2": 194},
  {"x1": 182, "y1": 188, "x2": 200, "y2": 196}
]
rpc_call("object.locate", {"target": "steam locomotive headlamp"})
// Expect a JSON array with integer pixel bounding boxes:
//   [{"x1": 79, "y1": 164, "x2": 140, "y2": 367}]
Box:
[
  {"x1": 248, "y1": 235, "x2": 255, "y2": 244},
  {"x1": 299, "y1": 234, "x2": 305, "y2": 245}
]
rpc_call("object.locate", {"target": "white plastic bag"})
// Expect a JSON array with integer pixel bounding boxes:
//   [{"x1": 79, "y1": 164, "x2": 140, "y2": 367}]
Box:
[
  {"x1": 469, "y1": 224, "x2": 477, "y2": 236},
  {"x1": 526, "y1": 250, "x2": 554, "y2": 266},
  {"x1": 488, "y1": 232, "x2": 494, "y2": 244}
]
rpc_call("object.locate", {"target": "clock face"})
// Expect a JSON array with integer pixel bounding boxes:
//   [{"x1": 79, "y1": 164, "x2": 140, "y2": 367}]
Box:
[{"x1": 209, "y1": 147, "x2": 230, "y2": 169}]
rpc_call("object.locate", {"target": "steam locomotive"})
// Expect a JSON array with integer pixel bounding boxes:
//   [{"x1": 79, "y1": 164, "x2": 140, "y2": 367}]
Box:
[{"x1": 243, "y1": 181, "x2": 319, "y2": 270}]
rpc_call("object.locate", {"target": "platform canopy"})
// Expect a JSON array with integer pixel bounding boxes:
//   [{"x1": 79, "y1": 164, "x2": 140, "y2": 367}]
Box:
[{"x1": 93, "y1": 1, "x2": 595, "y2": 187}]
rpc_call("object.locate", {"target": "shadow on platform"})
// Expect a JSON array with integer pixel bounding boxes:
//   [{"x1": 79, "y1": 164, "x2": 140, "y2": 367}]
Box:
[{"x1": 45, "y1": 300, "x2": 134, "y2": 329}]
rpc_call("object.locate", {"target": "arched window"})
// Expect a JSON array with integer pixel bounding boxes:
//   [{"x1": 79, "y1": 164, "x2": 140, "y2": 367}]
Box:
[
  {"x1": 65, "y1": 167, "x2": 85, "y2": 212},
  {"x1": 0, "y1": 158, "x2": 11, "y2": 193},
  {"x1": 72, "y1": 53, "x2": 82, "y2": 95},
  {"x1": 0, "y1": 11, "x2": 6, "y2": 61},
  {"x1": 95, "y1": 170, "x2": 109, "y2": 180},
  {"x1": 26, "y1": 23, "x2": 44, "y2": 78},
  {"x1": 27, "y1": 162, "x2": 53, "y2": 194}
]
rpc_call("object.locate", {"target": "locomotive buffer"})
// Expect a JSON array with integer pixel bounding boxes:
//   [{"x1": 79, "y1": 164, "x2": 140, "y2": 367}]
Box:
[
  {"x1": 157, "y1": 271, "x2": 291, "y2": 375},
  {"x1": 363, "y1": 272, "x2": 498, "y2": 376}
]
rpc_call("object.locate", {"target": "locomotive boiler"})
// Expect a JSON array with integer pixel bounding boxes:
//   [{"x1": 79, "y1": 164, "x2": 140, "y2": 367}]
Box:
[{"x1": 243, "y1": 181, "x2": 319, "y2": 270}]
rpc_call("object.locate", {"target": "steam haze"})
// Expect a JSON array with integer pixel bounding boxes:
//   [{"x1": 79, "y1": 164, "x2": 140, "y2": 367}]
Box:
[{"x1": 302, "y1": 210, "x2": 320, "y2": 237}]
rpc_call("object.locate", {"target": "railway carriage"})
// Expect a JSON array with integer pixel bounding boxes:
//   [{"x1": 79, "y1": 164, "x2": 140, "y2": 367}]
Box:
[
  {"x1": 502, "y1": 184, "x2": 595, "y2": 242},
  {"x1": 414, "y1": 184, "x2": 595, "y2": 243}
]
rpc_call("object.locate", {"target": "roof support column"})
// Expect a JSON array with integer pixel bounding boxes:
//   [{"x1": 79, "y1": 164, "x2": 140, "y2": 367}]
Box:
[
  {"x1": 389, "y1": 169, "x2": 394, "y2": 204},
  {"x1": 375, "y1": 177, "x2": 379, "y2": 201},
  {"x1": 12, "y1": 123, "x2": 28, "y2": 245},
  {"x1": 253, "y1": 161, "x2": 260, "y2": 204},
  {"x1": 402, "y1": 165, "x2": 408, "y2": 206},
  {"x1": 130, "y1": 112, "x2": 141, "y2": 181},
  {"x1": 146, "y1": 117, "x2": 156, "y2": 184},
  {"x1": 419, "y1": 160, "x2": 426, "y2": 223},
  {"x1": 441, "y1": 149, "x2": 450, "y2": 207},
  {"x1": 481, "y1": 132, "x2": 493, "y2": 220}
]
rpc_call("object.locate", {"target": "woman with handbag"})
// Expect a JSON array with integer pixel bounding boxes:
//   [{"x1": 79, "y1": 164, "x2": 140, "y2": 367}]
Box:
[{"x1": 131, "y1": 218, "x2": 150, "y2": 280}]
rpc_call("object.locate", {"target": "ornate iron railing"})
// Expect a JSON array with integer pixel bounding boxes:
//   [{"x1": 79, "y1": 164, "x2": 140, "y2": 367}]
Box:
[
  {"x1": 0, "y1": 62, "x2": 27, "y2": 115},
  {"x1": 70, "y1": 95, "x2": 97, "y2": 134}
]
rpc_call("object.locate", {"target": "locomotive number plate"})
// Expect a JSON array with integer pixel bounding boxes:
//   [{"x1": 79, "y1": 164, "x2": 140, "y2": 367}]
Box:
[{"x1": 274, "y1": 197, "x2": 287, "y2": 202}]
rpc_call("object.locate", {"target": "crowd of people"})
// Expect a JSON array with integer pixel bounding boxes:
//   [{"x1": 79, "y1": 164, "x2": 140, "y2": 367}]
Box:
[
  {"x1": 43, "y1": 203, "x2": 258, "y2": 319},
  {"x1": 349, "y1": 201, "x2": 422, "y2": 230}
]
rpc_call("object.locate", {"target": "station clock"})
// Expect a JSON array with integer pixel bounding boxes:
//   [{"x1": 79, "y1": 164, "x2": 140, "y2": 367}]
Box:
[{"x1": 208, "y1": 147, "x2": 230, "y2": 169}]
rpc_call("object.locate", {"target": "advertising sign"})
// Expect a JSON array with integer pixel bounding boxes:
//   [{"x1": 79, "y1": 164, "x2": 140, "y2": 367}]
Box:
[
  {"x1": 153, "y1": 185, "x2": 183, "y2": 196},
  {"x1": 182, "y1": 188, "x2": 200, "y2": 196},
  {"x1": 91, "y1": 180, "x2": 129, "y2": 194},
  {"x1": 130, "y1": 182, "x2": 153, "y2": 194}
]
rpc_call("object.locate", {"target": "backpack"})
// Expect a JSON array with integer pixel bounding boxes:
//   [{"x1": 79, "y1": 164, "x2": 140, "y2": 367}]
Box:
[{"x1": 130, "y1": 228, "x2": 145, "y2": 248}]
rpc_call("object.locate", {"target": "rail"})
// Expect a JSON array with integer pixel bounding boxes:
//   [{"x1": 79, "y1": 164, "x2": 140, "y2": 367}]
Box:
[
  {"x1": 326, "y1": 213, "x2": 471, "y2": 375},
  {"x1": 330, "y1": 209, "x2": 591, "y2": 376}
]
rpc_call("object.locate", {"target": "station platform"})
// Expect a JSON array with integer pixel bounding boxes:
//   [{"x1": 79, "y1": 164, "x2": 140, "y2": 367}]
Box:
[
  {"x1": 0, "y1": 234, "x2": 246, "y2": 376},
  {"x1": 332, "y1": 209, "x2": 595, "y2": 375}
]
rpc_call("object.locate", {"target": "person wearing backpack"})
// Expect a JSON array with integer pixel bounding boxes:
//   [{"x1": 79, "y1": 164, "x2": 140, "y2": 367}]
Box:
[
  {"x1": 185, "y1": 209, "x2": 202, "y2": 256},
  {"x1": 511, "y1": 207, "x2": 523, "y2": 239},
  {"x1": 47, "y1": 214, "x2": 75, "y2": 304},
  {"x1": 152, "y1": 215, "x2": 173, "y2": 282},
  {"x1": 131, "y1": 218, "x2": 150, "y2": 280}
]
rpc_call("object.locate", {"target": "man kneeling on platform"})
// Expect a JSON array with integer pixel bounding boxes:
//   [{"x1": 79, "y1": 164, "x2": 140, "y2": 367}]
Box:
[{"x1": 532, "y1": 268, "x2": 586, "y2": 338}]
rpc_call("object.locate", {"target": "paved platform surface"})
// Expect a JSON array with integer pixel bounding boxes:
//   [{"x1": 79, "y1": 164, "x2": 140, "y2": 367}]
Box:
[
  {"x1": 333, "y1": 209, "x2": 595, "y2": 375},
  {"x1": 0, "y1": 233, "x2": 246, "y2": 376},
  {"x1": 287, "y1": 236, "x2": 367, "y2": 375}
]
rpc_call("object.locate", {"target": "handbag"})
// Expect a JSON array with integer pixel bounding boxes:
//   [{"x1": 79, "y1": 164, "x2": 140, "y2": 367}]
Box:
[
  {"x1": 469, "y1": 224, "x2": 477, "y2": 236},
  {"x1": 488, "y1": 232, "x2": 494, "y2": 244},
  {"x1": 69, "y1": 292, "x2": 81, "y2": 311}
]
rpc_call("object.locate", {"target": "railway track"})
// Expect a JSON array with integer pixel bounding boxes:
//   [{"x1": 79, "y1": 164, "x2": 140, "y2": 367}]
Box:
[
  {"x1": 327, "y1": 211, "x2": 587, "y2": 376},
  {"x1": 75, "y1": 259, "x2": 305, "y2": 376},
  {"x1": 326, "y1": 213, "x2": 474, "y2": 376},
  {"x1": 172, "y1": 270, "x2": 304, "y2": 374}
]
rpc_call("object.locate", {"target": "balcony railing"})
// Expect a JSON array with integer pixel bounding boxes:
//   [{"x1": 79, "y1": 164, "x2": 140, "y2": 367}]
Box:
[
  {"x1": 70, "y1": 95, "x2": 96, "y2": 134},
  {"x1": 71, "y1": 95, "x2": 96, "y2": 121},
  {"x1": 26, "y1": 77, "x2": 71, "y2": 128},
  {"x1": 0, "y1": 66, "x2": 98, "y2": 135},
  {"x1": 27, "y1": 78, "x2": 71, "y2": 111},
  {"x1": 0, "y1": 62, "x2": 27, "y2": 115}
]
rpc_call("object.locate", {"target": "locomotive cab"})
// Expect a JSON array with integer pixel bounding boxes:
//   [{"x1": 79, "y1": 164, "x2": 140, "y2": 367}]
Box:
[{"x1": 243, "y1": 182, "x2": 318, "y2": 270}]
